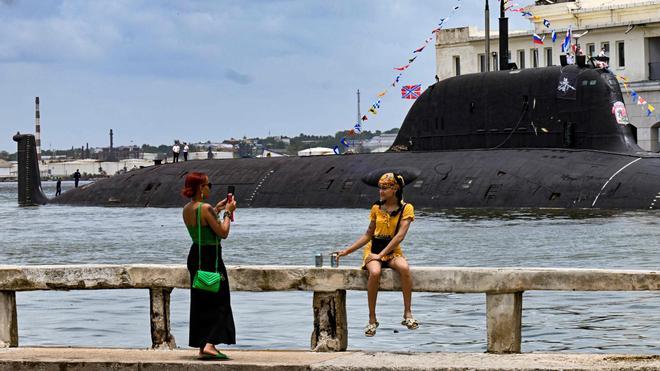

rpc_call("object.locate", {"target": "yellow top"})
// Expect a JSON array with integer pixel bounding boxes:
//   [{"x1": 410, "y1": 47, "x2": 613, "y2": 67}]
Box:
[{"x1": 362, "y1": 203, "x2": 415, "y2": 264}]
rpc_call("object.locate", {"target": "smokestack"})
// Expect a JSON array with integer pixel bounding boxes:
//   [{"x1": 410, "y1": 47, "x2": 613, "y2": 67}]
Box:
[
  {"x1": 499, "y1": 0, "x2": 509, "y2": 70},
  {"x1": 35, "y1": 97, "x2": 41, "y2": 162},
  {"x1": 109, "y1": 129, "x2": 114, "y2": 161}
]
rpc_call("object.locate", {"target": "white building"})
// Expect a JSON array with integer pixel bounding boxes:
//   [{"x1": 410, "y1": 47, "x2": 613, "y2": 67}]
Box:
[
  {"x1": 259, "y1": 149, "x2": 288, "y2": 157},
  {"x1": 362, "y1": 134, "x2": 398, "y2": 153},
  {"x1": 298, "y1": 147, "x2": 335, "y2": 156},
  {"x1": 43, "y1": 159, "x2": 154, "y2": 177},
  {"x1": 0, "y1": 159, "x2": 12, "y2": 178},
  {"x1": 436, "y1": 0, "x2": 660, "y2": 151}
]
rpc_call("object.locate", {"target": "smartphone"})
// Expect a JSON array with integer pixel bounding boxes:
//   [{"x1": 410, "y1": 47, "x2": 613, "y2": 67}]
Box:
[
  {"x1": 226, "y1": 185, "x2": 235, "y2": 221},
  {"x1": 227, "y1": 185, "x2": 235, "y2": 202}
]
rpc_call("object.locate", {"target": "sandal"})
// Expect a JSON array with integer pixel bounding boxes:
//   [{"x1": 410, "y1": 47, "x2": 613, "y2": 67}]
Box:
[
  {"x1": 364, "y1": 321, "x2": 379, "y2": 337},
  {"x1": 198, "y1": 351, "x2": 230, "y2": 360},
  {"x1": 401, "y1": 317, "x2": 420, "y2": 330}
]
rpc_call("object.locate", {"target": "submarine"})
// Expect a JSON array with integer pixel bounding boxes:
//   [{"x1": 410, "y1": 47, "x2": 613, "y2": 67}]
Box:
[
  {"x1": 13, "y1": 59, "x2": 660, "y2": 210},
  {"x1": 13, "y1": 10, "x2": 660, "y2": 210}
]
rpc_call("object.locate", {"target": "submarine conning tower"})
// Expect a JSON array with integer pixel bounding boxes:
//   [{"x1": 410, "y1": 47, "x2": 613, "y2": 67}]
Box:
[
  {"x1": 13, "y1": 133, "x2": 48, "y2": 206},
  {"x1": 391, "y1": 64, "x2": 643, "y2": 154}
]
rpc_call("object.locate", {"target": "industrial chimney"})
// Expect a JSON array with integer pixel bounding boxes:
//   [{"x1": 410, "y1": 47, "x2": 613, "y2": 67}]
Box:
[{"x1": 35, "y1": 97, "x2": 41, "y2": 162}]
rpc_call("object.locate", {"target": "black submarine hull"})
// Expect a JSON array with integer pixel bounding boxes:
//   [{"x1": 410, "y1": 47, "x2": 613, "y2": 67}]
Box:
[
  {"x1": 15, "y1": 65, "x2": 660, "y2": 210},
  {"x1": 50, "y1": 149, "x2": 660, "y2": 209}
]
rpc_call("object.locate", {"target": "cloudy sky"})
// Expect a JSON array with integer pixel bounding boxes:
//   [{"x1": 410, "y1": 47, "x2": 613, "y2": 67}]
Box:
[{"x1": 0, "y1": 0, "x2": 532, "y2": 152}]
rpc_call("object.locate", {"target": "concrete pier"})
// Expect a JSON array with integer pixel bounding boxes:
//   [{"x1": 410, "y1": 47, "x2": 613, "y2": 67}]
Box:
[
  {"x1": 0, "y1": 264, "x2": 659, "y2": 356},
  {"x1": 1, "y1": 348, "x2": 660, "y2": 370}
]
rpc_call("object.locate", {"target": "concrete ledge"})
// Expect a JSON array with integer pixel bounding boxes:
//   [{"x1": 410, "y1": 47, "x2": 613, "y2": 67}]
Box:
[
  {"x1": 0, "y1": 265, "x2": 659, "y2": 293},
  {"x1": 1, "y1": 348, "x2": 660, "y2": 370}
]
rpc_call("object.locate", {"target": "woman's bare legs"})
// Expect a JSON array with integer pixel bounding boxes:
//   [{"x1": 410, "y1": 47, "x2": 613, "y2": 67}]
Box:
[
  {"x1": 388, "y1": 257, "x2": 413, "y2": 319},
  {"x1": 365, "y1": 260, "x2": 383, "y2": 324}
]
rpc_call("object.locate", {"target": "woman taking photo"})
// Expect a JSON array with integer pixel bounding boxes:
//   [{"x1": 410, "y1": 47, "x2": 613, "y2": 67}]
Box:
[
  {"x1": 336, "y1": 172, "x2": 417, "y2": 337},
  {"x1": 181, "y1": 172, "x2": 237, "y2": 359}
]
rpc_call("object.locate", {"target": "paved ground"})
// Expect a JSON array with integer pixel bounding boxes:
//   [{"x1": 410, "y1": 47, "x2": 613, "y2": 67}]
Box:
[{"x1": 1, "y1": 348, "x2": 660, "y2": 370}]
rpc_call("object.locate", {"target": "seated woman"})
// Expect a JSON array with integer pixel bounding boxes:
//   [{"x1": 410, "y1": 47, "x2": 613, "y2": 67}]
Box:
[
  {"x1": 336, "y1": 172, "x2": 418, "y2": 337},
  {"x1": 181, "y1": 172, "x2": 237, "y2": 359}
]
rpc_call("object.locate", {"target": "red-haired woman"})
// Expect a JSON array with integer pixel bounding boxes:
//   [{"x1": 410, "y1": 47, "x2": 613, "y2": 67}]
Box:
[{"x1": 181, "y1": 172, "x2": 237, "y2": 360}]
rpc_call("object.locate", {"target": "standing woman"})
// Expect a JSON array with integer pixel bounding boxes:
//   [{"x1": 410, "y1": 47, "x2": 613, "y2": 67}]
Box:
[
  {"x1": 336, "y1": 172, "x2": 418, "y2": 337},
  {"x1": 181, "y1": 172, "x2": 237, "y2": 359}
]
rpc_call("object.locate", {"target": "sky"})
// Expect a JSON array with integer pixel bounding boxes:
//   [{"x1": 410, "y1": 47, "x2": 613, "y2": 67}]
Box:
[{"x1": 0, "y1": 0, "x2": 532, "y2": 152}]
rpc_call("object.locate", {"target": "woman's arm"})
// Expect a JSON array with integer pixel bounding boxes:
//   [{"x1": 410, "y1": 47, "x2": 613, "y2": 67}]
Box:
[
  {"x1": 337, "y1": 220, "x2": 376, "y2": 257},
  {"x1": 204, "y1": 202, "x2": 234, "y2": 239}
]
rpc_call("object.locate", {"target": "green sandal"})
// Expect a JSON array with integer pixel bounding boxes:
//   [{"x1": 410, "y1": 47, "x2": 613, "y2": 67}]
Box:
[{"x1": 198, "y1": 351, "x2": 230, "y2": 360}]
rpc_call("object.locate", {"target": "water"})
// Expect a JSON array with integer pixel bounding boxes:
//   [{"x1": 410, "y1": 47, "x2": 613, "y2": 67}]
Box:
[{"x1": 1, "y1": 181, "x2": 659, "y2": 353}]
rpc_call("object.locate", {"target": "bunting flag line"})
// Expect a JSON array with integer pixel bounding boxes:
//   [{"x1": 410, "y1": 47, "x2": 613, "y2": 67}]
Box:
[
  {"x1": 333, "y1": 0, "x2": 465, "y2": 154},
  {"x1": 616, "y1": 73, "x2": 660, "y2": 122},
  {"x1": 401, "y1": 84, "x2": 422, "y2": 99}
]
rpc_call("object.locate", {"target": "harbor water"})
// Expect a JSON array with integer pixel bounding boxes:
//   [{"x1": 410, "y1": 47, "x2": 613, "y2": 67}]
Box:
[{"x1": 1, "y1": 181, "x2": 659, "y2": 353}]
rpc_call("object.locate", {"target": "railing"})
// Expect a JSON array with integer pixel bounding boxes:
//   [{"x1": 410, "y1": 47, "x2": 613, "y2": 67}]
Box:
[{"x1": 0, "y1": 265, "x2": 659, "y2": 353}]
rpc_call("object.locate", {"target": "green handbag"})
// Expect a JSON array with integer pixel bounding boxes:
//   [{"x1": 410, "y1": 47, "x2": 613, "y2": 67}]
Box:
[{"x1": 192, "y1": 203, "x2": 224, "y2": 293}]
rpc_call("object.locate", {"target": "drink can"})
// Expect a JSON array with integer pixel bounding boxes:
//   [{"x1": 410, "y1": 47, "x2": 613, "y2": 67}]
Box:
[
  {"x1": 330, "y1": 253, "x2": 339, "y2": 268},
  {"x1": 315, "y1": 253, "x2": 323, "y2": 267}
]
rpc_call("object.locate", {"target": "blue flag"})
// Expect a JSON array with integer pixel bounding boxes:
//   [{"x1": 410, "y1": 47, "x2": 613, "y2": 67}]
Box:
[
  {"x1": 551, "y1": 30, "x2": 557, "y2": 43},
  {"x1": 333, "y1": 145, "x2": 340, "y2": 155}
]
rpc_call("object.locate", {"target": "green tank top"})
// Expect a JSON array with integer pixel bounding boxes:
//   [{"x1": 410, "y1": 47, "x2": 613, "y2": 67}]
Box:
[{"x1": 186, "y1": 203, "x2": 220, "y2": 246}]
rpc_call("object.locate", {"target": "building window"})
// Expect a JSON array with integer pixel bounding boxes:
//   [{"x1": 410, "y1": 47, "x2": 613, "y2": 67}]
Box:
[
  {"x1": 478, "y1": 54, "x2": 486, "y2": 72},
  {"x1": 518, "y1": 50, "x2": 525, "y2": 69},
  {"x1": 545, "y1": 47, "x2": 553, "y2": 66},
  {"x1": 587, "y1": 43, "x2": 595, "y2": 57},
  {"x1": 600, "y1": 42, "x2": 610, "y2": 57},
  {"x1": 531, "y1": 49, "x2": 539, "y2": 68},
  {"x1": 492, "y1": 52, "x2": 499, "y2": 71},
  {"x1": 453, "y1": 56, "x2": 461, "y2": 76},
  {"x1": 616, "y1": 41, "x2": 625, "y2": 67}
]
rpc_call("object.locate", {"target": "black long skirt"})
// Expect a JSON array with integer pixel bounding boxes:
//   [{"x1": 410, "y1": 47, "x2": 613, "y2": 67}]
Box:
[{"x1": 187, "y1": 243, "x2": 236, "y2": 348}]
